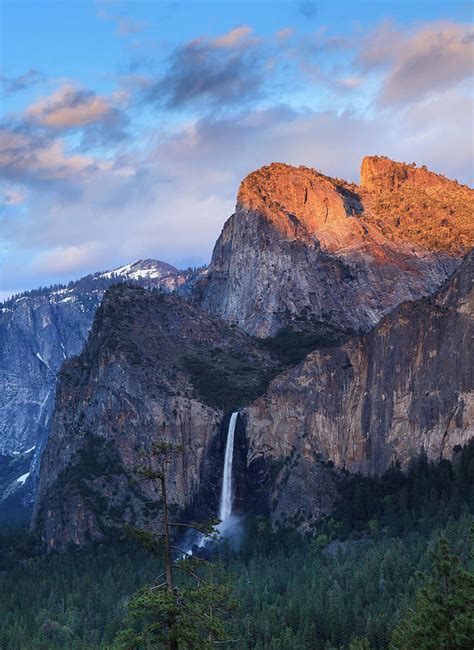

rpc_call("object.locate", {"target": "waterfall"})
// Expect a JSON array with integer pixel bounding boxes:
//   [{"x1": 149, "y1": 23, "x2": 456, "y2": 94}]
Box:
[
  {"x1": 185, "y1": 411, "x2": 239, "y2": 554},
  {"x1": 218, "y1": 411, "x2": 238, "y2": 528}
]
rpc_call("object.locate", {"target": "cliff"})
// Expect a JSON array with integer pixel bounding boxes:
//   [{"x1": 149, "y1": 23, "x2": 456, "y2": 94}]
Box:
[
  {"x1": 35, "y1": 253, "x2": 473, "y2": 548},
  {"x1": 33, "y1": 286, "x2": 281, "y2": 550},
  {"x1": 243, "y1": 252, "x2": 473, "y2": 528},
  {"x1": 197, "y1": 158, "x2": 472, "y2": 337},
  {"x1": 32, "y1": 157, "x2": 473, "y2": 549},
  {"x1": 0, "y1": 290, "x2": 101, "y2": 512},
  {"x1": 0, "y1": 260, "x2": 199, "y2": 514}
]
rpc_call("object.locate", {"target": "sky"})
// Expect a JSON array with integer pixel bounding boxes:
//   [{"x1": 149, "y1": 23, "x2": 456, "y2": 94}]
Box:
[{"x1": 0, "y1": 0, "x2": 473, "y2": 299}]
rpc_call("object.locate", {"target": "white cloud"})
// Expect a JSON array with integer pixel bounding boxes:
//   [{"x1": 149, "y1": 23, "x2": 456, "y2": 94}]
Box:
[
  {"x1": 27, "y1": 85, "x2": 111, "y2": 128},
  {"x1": 1, "y1": 186, "x2": 26, "y2": 205},
  {"x1": 357, "y1": 21, "x2": 474, "y2": 105},
  {"x1": 31, "y1": 242, "x2": 105, "y2": 275},
  {"x1": 1, "y1": 18, "x2": 472, "y2": 293}
]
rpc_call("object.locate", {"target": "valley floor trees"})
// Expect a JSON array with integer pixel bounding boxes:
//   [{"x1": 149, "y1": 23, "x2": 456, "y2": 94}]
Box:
[{"x1": 0, "y1": 441, "x2": 473, "y2": 649}]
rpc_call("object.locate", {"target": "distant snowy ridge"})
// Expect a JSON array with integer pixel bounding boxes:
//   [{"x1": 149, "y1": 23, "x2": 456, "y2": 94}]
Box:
[{"x1": 97, "y1": 259, "x2": 178, "y2": 281}]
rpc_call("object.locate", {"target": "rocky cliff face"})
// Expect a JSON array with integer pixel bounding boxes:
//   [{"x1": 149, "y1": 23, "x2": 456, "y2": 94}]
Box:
[
  {"x1": 0, "y1": 288, "x2": 100, "y2": 512},
  {"x1": 33, "y1": 286, "x2": 281, "y2": 550},
  {"x1": 0, "y1": 259, "x2": 200, "y2": 511},
  {"x1": 35, "y1": 253, "x2": 473, "y2": 549},
  {"x1": 32, "y1": 156, "x2": 473, "y2": 550},
  {"x1": 242, "y1": 252, "x2": 473, "y2": 527},
  {"x1": 198, "y1": 158, "x2": 472, "y2": 337}
]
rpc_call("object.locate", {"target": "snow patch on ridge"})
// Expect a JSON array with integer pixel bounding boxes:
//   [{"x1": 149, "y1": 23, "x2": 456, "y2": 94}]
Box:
[{"x1": 97, "y1": 259, "x2": 177, "y2": 281}]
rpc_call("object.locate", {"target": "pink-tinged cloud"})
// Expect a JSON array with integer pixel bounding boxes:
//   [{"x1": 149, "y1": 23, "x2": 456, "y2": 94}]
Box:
[
  {"x1": 211, "y1": 25, "x2": 255, "y2": 49},
  {"x1": 358, "y1": 21, "x2": 474, "y2": 105},
  {"x1": 116, "y1": 16, "x2": 147, "y2": 36},
  {"x1": 97, "y1": 9, "x2": 148, "y2": 37},
  {"x1": 32, "y1": 242, "x2": 105, "y2": 275},
  {"x1": 276, "y1": 27, "x2": 295, "y2": 43},
  {"x1": 0, "y1": 126, "x2": 108, "y2": 183},
  {"x1": 26, "y1": 85, "x2": 113, "y2": 128}
]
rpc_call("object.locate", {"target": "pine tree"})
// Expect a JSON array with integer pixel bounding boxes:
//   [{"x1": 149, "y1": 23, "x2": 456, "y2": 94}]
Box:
[
  {"x1": 113, "y1": 441, "x2": 233, "y2": 649},
  {"x1": 349, "y1": 638, "x2": 371, "y2": 650},
  {"x1": 390, "y1": 537, "x2": 474, "y2": 649}
]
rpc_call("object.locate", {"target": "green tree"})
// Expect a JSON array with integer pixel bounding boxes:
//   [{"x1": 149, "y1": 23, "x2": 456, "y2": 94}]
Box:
[
  {"x1": 390, "y1": 537, "x2": 474, "y2": 649},
  {"x1": 113, "y1": 442, "x2": 233, "y2": 649},
  {"x1": 113, "y1": 569, "x2": 232, "y2": 649},
  {"x1": 349, "y1": 638, "x2": 371, "y2": 650}
]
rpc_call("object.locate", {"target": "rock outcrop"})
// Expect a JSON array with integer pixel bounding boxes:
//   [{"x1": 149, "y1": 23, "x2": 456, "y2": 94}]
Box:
[
  {"x1": 360, "y1": 157, "x2": 473, "y2": 255},
  {"x1": 0, "y1": 259, "x2": 201, "y2": 512},
  {"x1": 197, "y1": 158, "x2": 472, "y2": 337},
  {"x1": 243, "y1": 252, "x2": 473, "y2": 527},
  {"x1": 33, "y1": 286, "x2": 281, "y2": 550}
]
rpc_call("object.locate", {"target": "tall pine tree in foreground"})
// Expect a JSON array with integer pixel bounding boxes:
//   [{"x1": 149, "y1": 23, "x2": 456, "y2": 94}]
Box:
[
  {"x1": 113, "y1": 442, "x2": 233, "y2": 649},
  {"x1": 390, "y1": 534, "x2": 474, "y2": 649}
]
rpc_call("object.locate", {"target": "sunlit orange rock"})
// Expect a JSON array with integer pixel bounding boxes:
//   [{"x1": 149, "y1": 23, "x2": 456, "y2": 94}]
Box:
[{"x1": 199, "y1": 157, "x2": 473, "y2": 337}]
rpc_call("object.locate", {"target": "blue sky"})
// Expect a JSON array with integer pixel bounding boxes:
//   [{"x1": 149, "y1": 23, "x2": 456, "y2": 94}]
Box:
[{"x1": 1, "y1": 0, "x2": 473, "y2": 298}]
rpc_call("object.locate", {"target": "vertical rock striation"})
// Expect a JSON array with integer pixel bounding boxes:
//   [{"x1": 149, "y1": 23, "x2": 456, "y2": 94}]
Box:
[{"x1": 243, "y1": 253, "x2": 473, "y2": 526}]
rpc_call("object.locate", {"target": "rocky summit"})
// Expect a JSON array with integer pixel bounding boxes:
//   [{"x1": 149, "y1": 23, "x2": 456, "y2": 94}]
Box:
[
  {"x1": 197, "y1": 157, "x2": 472, "y2": 337},
  {"x1": 31, "y1": 156, "x2": 473, "y2": 550}
]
